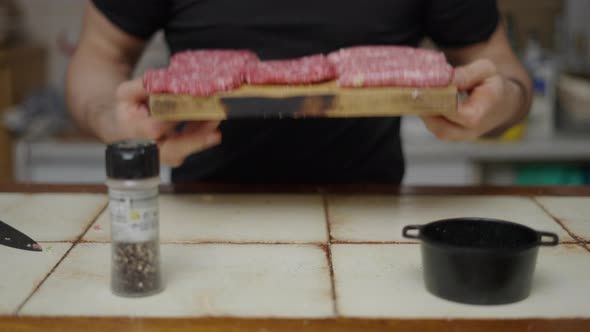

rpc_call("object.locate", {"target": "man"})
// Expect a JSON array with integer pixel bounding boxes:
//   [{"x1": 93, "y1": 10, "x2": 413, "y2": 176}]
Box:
[{"x1": 66, "y1": 0, "x2": 531, "y2": 184}]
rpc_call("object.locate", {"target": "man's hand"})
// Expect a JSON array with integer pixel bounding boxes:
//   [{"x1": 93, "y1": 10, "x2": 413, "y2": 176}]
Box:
[
  {"x1": 67, "y1": 3, "x2": 221, "y2": 168},
  {"x1": 420, "y1": 59, "x2": 526, "y2": 141},
  {"x1": 115, "y1": 78, "x2": 221, "y2": 167},
  {"x1": 420, "y1": 21, "x2": 532, "y2": 142}
]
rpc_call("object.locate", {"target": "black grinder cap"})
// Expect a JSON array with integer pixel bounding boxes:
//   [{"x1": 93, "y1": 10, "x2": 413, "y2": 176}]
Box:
[{"x1": 106, "y1": 140, "x2": 159, "y2": 179}]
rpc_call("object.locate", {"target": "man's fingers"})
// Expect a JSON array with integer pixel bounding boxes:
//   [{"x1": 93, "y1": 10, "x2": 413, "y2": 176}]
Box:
[
  {"x1": 183, "y1": 120, "x2": 222, "y2": 135},
  {"x1": 115, "y1": 78, "x2": 182, "y2": 140},
  {"x1": 420, "y1": 115, "x2": 479, "y2": 141},
  {"x1": 115, "y1": 78, "x2": 223, "y2": 165},
  {"x1": 160, "y1": 131, "x2": 222, "y2": 167},
  {"x1": 443, "y1": 92, "x2": 490, "y2": 129},
  {"x1": 116, "y1": 101, "x2": 178, "y2": 140},
  {"x1": 453, "y1": 59, "x2": 497, "y2": 91},
  {"x1": 158, "y1": 121, "x2": 222, "y2": 167},
  {"x1": 445, "y1": 75, "x2": 503, "y2": 130},
  {"x1": 138, "y1": 119, "x2": 178, "y2": 140},
  {"x1": 116, "y1": 78, "x2": 148, "y2": 102}
]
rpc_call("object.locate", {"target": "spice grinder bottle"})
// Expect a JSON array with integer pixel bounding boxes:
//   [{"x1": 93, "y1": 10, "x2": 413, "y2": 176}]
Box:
[{"x1": 105, "y1": 140, "x2": 163, "y2": 297}]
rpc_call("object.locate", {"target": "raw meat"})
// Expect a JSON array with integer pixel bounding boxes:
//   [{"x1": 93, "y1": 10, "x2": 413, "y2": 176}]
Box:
[
  {"x1": 144, "y1": 68, "x2": 244, "y2": 96},
  {"x1": 143, "y1": 46, "x2": 454, "y2": 95},
  {"x1": 144, "y1": 50, "x2": 258, "y2": 96},
  {"x1": 166, "y1": 70, "x2": 243, "y2": 96},
  {"x1": 143, "y1": 69, "x2": 169, "y2": 93},
  {"x1": 337, "y1": 64, "x2": 454, "y2": 88},
  {"x1": 244, "y1": 54, "x2": 336, "y2": 85},
  {"x1": 327, "y1": 45, "x2": 447, "y2": 67},
  {"x1": 328, "y1": 45, "x2": 454, "y2": 88},
  {"x1": 169, "y1": 49, "x2": 259, "y2": 71}
]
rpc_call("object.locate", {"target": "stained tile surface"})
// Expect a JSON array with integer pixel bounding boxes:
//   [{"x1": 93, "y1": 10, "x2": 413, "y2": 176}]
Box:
[
  {"x1": 536, "y1": 197, "x2": 590, "y2": 242},
  {"x1": 0, "y1": 193, "x2": 107, "y2": 241},
  {"x1": 10, "y1": 194, "x2": 590, "y2": 320},
  {"x1": 0, "y1": 193, "x2": 26, "y2": 211},
  {"x1": 328, "y1": 196, "x2": 573, "y2": 242},
  {"x1": 84, "y1": 194, "x2": 327, "y2": 243},
  {"x1": 21, "y1": 243, "x2": 333, "y2": 318},
  {"x1": 0, "y1": 243, "x2": 71, "y2": 314},
  {"x1": 332, "y1": 244, "x2": 590, "y2": 318}
]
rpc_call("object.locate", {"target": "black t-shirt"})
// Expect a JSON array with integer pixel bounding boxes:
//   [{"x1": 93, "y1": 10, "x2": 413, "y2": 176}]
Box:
[{"x1": 92, "y1": 0, "x2": 499, "y2": 184}]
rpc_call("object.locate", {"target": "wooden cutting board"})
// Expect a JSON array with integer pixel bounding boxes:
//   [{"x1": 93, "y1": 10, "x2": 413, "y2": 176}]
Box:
[{"x1": 148, "y1": 81, "x2": 457, "y2": 120}]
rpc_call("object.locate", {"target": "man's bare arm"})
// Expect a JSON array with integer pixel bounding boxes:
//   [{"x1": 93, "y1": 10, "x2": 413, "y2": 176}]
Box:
[
  {"x1": 66, "y1": 2, "x2": 145, "y2": 142},
  {"x1": 66, "y1": 2, "x2": 221, "y2": 166},
  {"x1": 444, "y1": 22, "x2": 532, "y2": 134}
]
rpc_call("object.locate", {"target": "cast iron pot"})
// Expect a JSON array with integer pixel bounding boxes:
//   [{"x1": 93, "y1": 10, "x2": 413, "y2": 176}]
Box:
[{"x1": 402, "y1": 218, "x2": 559, "y2": 305}]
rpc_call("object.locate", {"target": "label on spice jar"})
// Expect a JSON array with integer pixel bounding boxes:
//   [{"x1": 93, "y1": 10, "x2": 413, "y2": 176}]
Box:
[{"x1": 109, "y1": 189, "x2": 159, "y2": 243}]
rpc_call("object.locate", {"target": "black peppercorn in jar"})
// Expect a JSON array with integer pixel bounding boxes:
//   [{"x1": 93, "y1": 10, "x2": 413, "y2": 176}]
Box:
[{"x1": 105, "y1": 140, "x2": 163, "y2": 297}]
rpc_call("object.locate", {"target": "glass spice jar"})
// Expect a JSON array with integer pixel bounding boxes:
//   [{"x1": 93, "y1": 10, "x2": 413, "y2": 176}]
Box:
[{"x1": 105, "y1": 140, "x2": 163, "y2": 297}]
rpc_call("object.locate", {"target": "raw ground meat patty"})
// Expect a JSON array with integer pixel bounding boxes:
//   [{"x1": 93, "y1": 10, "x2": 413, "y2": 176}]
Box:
[
  {"x1": 327, "y1": 45, "x2": 447, "y2": 66},
  {"x1": 337, "y1": 65, "x2": 454, "y2": 88},
  {"x1": 169, "y1": 49, "x2": 259, "y2": 71},
  {"x1": 143, "y1": 68, "x2": 243, "y2": 96},
  {"x1": 143, "y1": 46, "x2": 454, "y2": 95},
  {"x1": 244, "y1": 54, "x2": 336, "y2": 85},
  {"x1": 328, "y1": 45, "x2": 454, "y2": 88},
  {"x1": 144, "y1": 50, "x2": 259, "y2": 96},
  {"x1": 166, "y1": 70, "x2": 243, "y2": 96},
  {"x1": 143, "y1": 69, "x2": 168, "y2": 93}
]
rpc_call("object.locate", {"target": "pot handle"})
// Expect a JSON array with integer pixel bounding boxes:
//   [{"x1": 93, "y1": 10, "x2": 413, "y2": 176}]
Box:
[
  {"x1": 537, "y1": 231, "x2": 559, "y2": 246},
  {"x1": 402, "y1": 225, "x2": 422, "y2": 239}
]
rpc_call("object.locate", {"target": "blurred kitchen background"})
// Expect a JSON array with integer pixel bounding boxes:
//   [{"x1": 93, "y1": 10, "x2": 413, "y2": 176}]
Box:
[{"x1": 0, "y1": 0, "x2": 589, "y2": 185}]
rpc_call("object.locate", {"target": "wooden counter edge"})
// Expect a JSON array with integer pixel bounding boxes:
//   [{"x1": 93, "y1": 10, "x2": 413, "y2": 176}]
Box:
[
  {"x1": 0, "y1": 183, "x2": 589, "y2": 196},
  {"x1": 1, "y1": 316, "x2": 589, "y2": 332}
]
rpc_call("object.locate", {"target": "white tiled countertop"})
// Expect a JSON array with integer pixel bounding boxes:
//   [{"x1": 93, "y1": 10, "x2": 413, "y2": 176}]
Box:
[{"x1": 1, "y1": 189, "x2": 589, "y2": 329}]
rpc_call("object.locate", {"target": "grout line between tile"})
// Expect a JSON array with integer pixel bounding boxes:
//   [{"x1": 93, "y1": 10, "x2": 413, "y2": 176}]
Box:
[
  {"x1": 79, "y1": 239, "x2": 326, "y2": 245},
  {"x1": 75, "y1": 203, "x2": 109, "y2": 244},
  {"x1": 532, "y1": 197, "x2": 586, "y2": 245},
  {"x1": 78, "y1": 201, "x2": 109, "y2": 241},
  {"x1": 320, "y1": 244, "x2": 338, "y2": 317},
  {"x1": 13, "y1": 241, "x2": 76, "y2": 315},
  {"x1": 14, "y1": 201, "x2": 109, "y2": 314},
  {"x1": 323, "y1": 195, "x2": 333, "y2": 243},
  {"x1": 322, "y1": 196, "x2": 339, "y2": 316},
  {"x1": 331, "y1": 241, "x2": 419, "y2": 245},
  {"x1": 576, "y1": 242, "x2": 590, "y2": 253},
  {"x1": 330, "y1": 240, "x2": 577, "y2": 246},
  {"x1": 159, "y1": 241, "x2": 323, "y2": 246},
  {"x1": 37, "y1": 240, "x2": 73, "y2": 244}
]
